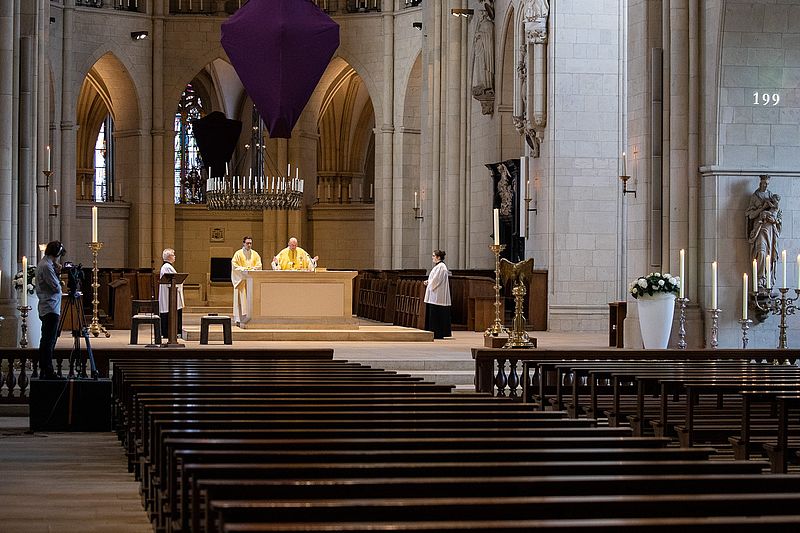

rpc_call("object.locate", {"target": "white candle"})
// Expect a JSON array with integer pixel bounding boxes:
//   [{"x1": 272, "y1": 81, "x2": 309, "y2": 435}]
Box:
[
  {"x1": 711, "y1": 261, "x2": 717, "y2": 310},
  {"x1": 679, "y1": 249, "x2": 685, "y2": 298},
  {"x1": 493, "y1": 208, "x2": 500, "y2": 246},
  {"x1": 526, "y1": 179, "x2": 530, "y2": 199},
  {"x1": 118, "y1": 181, "x2": 122, "y2": 198},
  {"x1": 369, "y1": 183, "x2": 373, "y2": 198},
  {"x1": 742, "y1": 273, "x2": 748, "y2": 321},
  {"x1": 22, "y1": 256, "x2": 27, "y2": 307},
  {"x1": 753, "y1": 259, "x2": 758, "y2": 291},
  {"x1": 296, "y1": 168, "x2": 299, "y2": 179},
  {"x1": 287, "y1": 164, "x2": 291, "y2": 177},
  {"x1": 92, "y1": 206, "x2": 98, "y2": 242},
  {"x1": 622, "y1": 152, "x2": 627, "y2": 176},
  {"x1": 39, "y1": 243, "x2": 46, "y2": 259},
  {"x1": 766, "y1": 254, "x2": 771, "y2": 289},
  {"x1": 46, "y1": 145, "x2": 51, "y2": 171},
  {"x1": 782, "y1": 249, "x2": 787, "y2": 288},
  {"x1": 225, "y1": 163, "x2": 229, "y2": 176},
  {"x1": 414, "y1": 191, "x2": 418, "y2": 209}
]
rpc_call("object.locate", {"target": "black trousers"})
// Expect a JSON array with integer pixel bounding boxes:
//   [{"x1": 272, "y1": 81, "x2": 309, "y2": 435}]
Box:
[
  {"x1": 160, "y1": 309, "x2": 183, "y2": 340},
  {"x1": 38, "y1": 312, "x2": 60, "y2": 375},
  {"x1": 425, "y1": 304, "x2": 452, "y2": 339}
]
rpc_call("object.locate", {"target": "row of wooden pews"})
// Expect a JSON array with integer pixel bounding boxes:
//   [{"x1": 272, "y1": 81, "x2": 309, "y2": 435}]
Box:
[
  {"x1": 111, "y1": 353, "x2": 800, "y2": 532},
  {"x1": 518, "y1": 356, "x2": 800, "y2": 473}
]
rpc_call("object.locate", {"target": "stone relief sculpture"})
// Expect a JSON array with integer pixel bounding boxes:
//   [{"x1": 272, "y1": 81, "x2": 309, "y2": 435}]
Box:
[
  {"x1": 471, "y1": 1, "x2": 495, "y2": 115},
  {"x1": 514, "y1": 0, "x2": 549, "y2": 158},
  {"x1": 746, "y1": 174, "x2": 781, "y2": 289}
]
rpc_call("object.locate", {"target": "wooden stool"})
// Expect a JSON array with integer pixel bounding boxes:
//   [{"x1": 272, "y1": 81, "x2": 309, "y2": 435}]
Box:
[
  {"x1": 130, "y1": 314, "x2": 161, "y2": 345},
  {"x1": 200, "y1": 315, "x2": 232, "y2": 345}
]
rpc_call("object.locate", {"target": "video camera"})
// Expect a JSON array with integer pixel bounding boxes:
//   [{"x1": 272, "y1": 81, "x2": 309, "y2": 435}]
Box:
[{"x1": 62, "y1": 260, "x2": 85, "y2": 295}]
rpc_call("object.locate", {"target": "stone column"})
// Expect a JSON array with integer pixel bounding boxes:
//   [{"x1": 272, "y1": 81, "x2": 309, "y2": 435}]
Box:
[
  {"x1": 0, "y1": 0, "x2": 17, "y2": 345},
  {"x1": 37, "y1": 0, "x2": 50, "y2": 245},
  {"x1": 59, "y1": 0, "x2": 76, "y2": 251},
  {"x1": 443, "y1": 0, "x2": 462, "y2": 266},
  {"x1": 18, "y1": 35, "x2": 34, "y2": 259},
  {"x1": 148, "y1": 0, "x2": 164, "y2": 267},
  {"x1": 381, "y1": 3, "x2": 397, "y2": 269}
]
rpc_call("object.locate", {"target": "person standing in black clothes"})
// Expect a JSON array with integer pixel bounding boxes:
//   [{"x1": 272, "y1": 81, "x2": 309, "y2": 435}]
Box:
[{"x1": 35, "y1": 241, "x2": 64, "y2": 379}]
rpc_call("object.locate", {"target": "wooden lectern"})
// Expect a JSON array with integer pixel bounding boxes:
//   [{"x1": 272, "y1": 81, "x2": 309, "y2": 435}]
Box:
[{"x1": 158, "y1": 272, "x2": 188, "y2": 348}]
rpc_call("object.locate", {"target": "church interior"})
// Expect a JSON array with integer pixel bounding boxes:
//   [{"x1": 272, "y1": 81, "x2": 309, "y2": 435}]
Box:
[{"x1": 3, "y1": 0, "x2": 800, "y2": 531}]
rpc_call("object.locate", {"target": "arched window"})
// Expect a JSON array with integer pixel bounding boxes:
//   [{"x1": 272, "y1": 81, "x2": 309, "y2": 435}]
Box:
[
  {"x1": 174, "y1": 83, "x2": 205, "y2": 204},
  {"x1": 93, "y1": 115, "x2": 114, "y2": 202}
]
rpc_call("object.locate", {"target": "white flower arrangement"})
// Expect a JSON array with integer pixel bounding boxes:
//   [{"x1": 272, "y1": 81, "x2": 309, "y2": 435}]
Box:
[
  {"x1": 629, "y1": 272, "x2": 680, "y2": 299},
  {"x1": 12, "y1": 266, "x2": 37, "y2": 295}
]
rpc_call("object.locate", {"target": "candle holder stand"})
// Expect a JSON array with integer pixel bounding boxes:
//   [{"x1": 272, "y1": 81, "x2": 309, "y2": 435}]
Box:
[
  {"x1": 88, "y1": 241, "x2": 110, "y2": 338},
  {"x1": 708, "y1": 308, "x2": 721, "y2": 349},
  {"x1": 738, "y1": 318, "x2": 753, "y2": 349},
  {"x1": 750, "y1": 287, "x2": 799, "y2": 350},
  {"x1": 412, "y1": 205, "x2": 423, "y2": 220},
  {"x1": 503, "y1": 278, "x2": 535, "y2": 349},
  {"x1": 484, "y1": 244, "x2": 507, "y2": 338},
  {"x1": 523, "y1": 197, "x2": 537, "y2": 239},
  {"x1": 619, "y1": 175, "x2": 636, "y2": 198},
  {"x1": 38, "y1": 169, "x2": 52, "y2": 191},
  {"x1": 676, "y1": 297, "x2": 689, "y2": 349},
  {"x1": 16, "y1": 305, "x2": 32, "y2": 349}
]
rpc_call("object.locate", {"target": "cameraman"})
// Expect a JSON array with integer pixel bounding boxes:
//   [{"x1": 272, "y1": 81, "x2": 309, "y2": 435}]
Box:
[{"x1": 35, "y1": 241, "x2": 65, "y2": 379}]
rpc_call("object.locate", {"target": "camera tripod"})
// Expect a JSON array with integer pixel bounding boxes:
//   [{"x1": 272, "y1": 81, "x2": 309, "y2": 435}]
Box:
[{"x1": 57, "y1": 290, "x2": 99, "y2": 379}]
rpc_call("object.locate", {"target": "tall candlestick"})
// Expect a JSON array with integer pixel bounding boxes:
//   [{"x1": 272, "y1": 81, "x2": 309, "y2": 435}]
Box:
[
  {"x1": 742, "y1": 273, "x2": 748, "y2": 321},
  {"x1": 766, "y1": 254, "x2": 771, "y2": 289},
  {"x1": 711, "y1": 261, "x2": 718, "y2": 310},
  {"x1": 753, "y1": 259, "x2": 758, "y2": 291},
  {"x1": 782, "y1": 249, "x2": 787, "y2": 288},
  {"x1": 22, "y1": 256, "x2": 28, "y2": 307},
  {"x1": 679, "y1": 249, "x2": 685, "y2": 298},
  {"x1": 46, "y1": 145, "x2": 51, "y2": 171},
  {"x1": 622, "y1": 152, "x2": 627, "y2": 175},
  {"x1": 92, "y1": 206, "x2": 98, "y2": 242},
  {"x1": 493, "y1": 208, "x2": 500, "y2": 246}
]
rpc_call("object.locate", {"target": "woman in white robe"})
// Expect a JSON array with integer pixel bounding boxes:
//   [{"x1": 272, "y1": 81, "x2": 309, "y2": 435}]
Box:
[{"x1": 423, "y1": 249, "x2": 452, "y2": 339}]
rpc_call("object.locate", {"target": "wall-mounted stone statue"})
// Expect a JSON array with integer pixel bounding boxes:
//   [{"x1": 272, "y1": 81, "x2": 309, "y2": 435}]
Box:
[
  {"x1": 471, "y1": 1, "x2": 495, "y2": 115},
  {"x1": 514, "y1": 0, "x2": 549, "y2": 158},
  {"x1": 746, "y1": 174, "x2": 781, "y2": 289}
]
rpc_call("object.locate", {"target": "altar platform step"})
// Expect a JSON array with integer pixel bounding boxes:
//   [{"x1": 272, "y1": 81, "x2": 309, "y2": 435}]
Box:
[{"x1": 181, "y1": 324, "x2": 433, "y2": 342}]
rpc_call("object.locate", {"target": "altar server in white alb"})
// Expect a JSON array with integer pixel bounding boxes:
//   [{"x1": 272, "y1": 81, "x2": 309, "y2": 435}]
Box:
[
  {"x1": 231, "y1": 236, "x2": 263, "y2": 326},
  {"x1": 423, "y1": 249, "x2": 452, "y2": 339},
  {"x1": 158, "y1": 248, "x2": 184, "y2": 339}
]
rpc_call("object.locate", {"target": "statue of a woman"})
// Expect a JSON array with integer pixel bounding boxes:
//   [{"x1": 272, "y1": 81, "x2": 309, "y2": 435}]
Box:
[
  {"x1": 471, "y1": 5, "x2": 495, "y2": 101},
  {"x1": 746, "y1": 175, "x2": 781, "y2": 289}
]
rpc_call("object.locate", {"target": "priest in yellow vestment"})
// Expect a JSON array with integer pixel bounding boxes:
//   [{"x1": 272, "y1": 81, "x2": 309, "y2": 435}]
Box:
[
  {"x1": 272, "y1": 237, "x2": 318, "y2": 271},
  {"x1": 231, "y1": 236, "x2": 262, "y2": 325}
]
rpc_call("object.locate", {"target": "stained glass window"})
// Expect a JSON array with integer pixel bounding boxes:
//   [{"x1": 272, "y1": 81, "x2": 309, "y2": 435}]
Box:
[{"x1": 174, "y1": 84, "x2": 205, "y2": 204}]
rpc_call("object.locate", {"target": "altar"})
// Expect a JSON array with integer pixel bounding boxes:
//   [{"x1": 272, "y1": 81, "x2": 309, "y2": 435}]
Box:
[{"x1": 241, "y1": 270, "x2": 358, "y2": 329}]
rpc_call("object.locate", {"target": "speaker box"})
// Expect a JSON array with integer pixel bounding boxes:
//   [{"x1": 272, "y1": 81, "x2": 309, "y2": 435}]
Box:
[{"x1": 29, "y1": 378, "x2": 112, "y2": 432}]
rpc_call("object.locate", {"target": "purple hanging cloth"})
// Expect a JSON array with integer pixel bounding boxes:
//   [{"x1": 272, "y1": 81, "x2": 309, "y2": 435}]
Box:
[{"x1": 221, "y1": 0, "x2": 340, "y2": 138}]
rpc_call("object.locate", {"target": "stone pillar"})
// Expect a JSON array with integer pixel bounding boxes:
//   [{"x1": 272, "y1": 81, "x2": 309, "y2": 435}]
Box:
[
  {"x1": 0, "y1": 0, "x2": 17, "y2": 345},
  {"x1": 18, "y1": 35, "x2": 34, "y2": 260},
  {"x1": 37, "y1": 0, "x2": 50, "y2": 245},
  {"x1": 380, "y1": 3, "x2": 397, "y2": 269},
  {"x1": 148, "y1": 0, "x2": 164, "y2": 268},
  {"x1": 59, "y1": 0, "x2": 76, "y2": 252}
]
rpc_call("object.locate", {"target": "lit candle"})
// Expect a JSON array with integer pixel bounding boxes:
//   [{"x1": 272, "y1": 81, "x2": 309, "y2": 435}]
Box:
[
  {"x1": 22, "y1": 256, "x2": 27, "y2": 307},
  {"x1": 752, "y1": 259, "x2": 758, "y2": 292},
  {"x1": 225, "y1": 163, "x2": 229, "y2": 176},
  {"x1": 679, "y1": 249, "x2": 685, "y2": 298},
  {"x1": 92, "y1": 206, "x2": 98, "y2": 242},
  {"x1": 296, "y1": 168, "x2": 299, "y2": 179},
  {"x1": 526, "y1": 179, "x2": 530, "y2": 199},
  {"x1": 493, "y1": 208, "x2": 500, "y2": 246},
  {"x1": 622, "y1": 152, "x2": 627, "y2": 176},
  {"x1": 711, "y1": 261, "x2": 717, "y2": 310},
  {"x1": 46, "y1": 145, "x2": 51, "y2": 171},
  {"x1": 414, "y1": 191, "x2": 418, "y2": 209},
  {"x1": 742, "y1": 273, "x2": 748, "y2": 321},
  {"x1": 766, "y1": 254, "x2": 771, "y2": 289},
  {"x1": 287, "y1": 164, "x2": 291, "y2": 177},
  {"x1": 782, "y1": 249, "x2": 787, "y2": 288}
]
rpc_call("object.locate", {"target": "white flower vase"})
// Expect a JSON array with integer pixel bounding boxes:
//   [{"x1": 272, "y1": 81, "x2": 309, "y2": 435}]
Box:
[
  {"x1": 26, "y1": 293, "x2": 42, "y2": 348},
  {"x1": 637, "y1": 292, "x2": 676, "y2": 349}
]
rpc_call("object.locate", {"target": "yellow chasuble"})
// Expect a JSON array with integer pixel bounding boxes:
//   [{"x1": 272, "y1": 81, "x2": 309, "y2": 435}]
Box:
[
  {"x1": 275, "y1": 246, "x2": 312, "y2": 271},
  {"x1": 231, "y1": 248, "x2": 262, "y2": 323}
]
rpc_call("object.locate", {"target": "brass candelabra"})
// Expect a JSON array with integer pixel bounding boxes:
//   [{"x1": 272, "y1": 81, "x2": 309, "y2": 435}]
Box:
[
  {"x1": 484, "y1": 244, "x2": 507, "y2": 337},
  {"x1": 16, "y1": 305, "x2": 31, "y2": 348},
  {"x1": 503, "y1": 280, "x2": 535, "y2": 349},
  {"x1": 88, "y1": 241, "x2": 110, "y2": 338}
]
